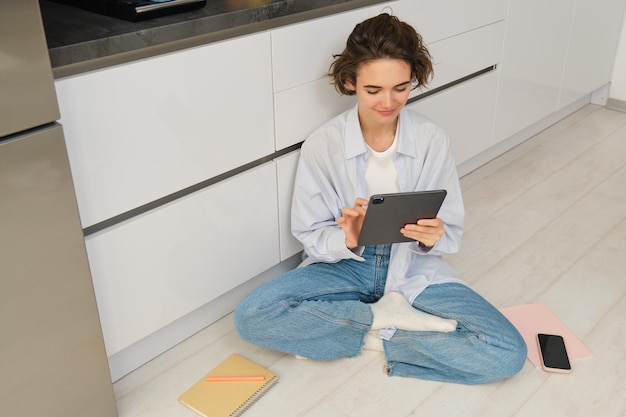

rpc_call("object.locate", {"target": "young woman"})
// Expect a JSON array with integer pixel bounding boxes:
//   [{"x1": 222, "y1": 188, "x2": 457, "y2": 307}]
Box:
[{"x1": 234, "y1": 13, "x2": 527, "y2": 384}]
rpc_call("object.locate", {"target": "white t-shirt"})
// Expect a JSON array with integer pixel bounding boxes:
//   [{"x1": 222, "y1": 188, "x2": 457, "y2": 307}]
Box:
[{"x1": 365, "y1": 121, "x2": 400, "y2": 196}]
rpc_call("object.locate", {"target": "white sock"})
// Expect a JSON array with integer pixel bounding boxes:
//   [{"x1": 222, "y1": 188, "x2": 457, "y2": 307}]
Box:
[{"x1": 370, "y1": 291, "x2": 457, "y2": 332}]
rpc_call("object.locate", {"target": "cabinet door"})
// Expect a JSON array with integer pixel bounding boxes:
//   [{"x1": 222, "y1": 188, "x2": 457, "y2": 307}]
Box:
[
  {"x1": 420, "y1": 21, "x2": 504, "y2": 92},
  {"x1": 406, "y1": 23, "x2": 503, "y2": 166},
  {"x1": 270, "y1": 1, "x2": 397, "y2": 93},
  {"x1": 274, "y1": 79, "x2": 356, "y2": 150},
  {"x1": 55, "y1": 32, "x2": 274, "y2": 228},
  {"x1": 493, "y1": 0, "x2": 574, "y2": 143},
  {"x1": 85, "y1": 163, "x2": 280, "y2": 356},
  {"x1": 271, "y1": 1, "x2": 395, "y2": 150},
  {"x1": 276, "y1": 150, "x2": 303, "y2": 261},
  {"x1": 559, "y1": 0, "x2": 626, "y2": 108},
  {"x1": 408, "y1": 71, "x2": 499, "y2": 167},
  {"x1": 394, "y1": 0, "x2": 507, "y2": 44}
]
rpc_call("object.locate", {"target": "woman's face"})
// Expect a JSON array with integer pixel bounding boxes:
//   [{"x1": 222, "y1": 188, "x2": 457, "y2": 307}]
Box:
[{"x1": 346, "y1": 58, "x2": 412, "y2": 127}]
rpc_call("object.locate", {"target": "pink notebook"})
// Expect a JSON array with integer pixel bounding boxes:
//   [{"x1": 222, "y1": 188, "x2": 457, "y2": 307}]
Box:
[{"x1": 500, "y1": 303, "x2": 593, "y2": 367}]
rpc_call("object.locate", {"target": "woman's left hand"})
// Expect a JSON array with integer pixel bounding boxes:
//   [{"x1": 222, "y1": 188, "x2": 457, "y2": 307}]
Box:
[{"x1": 400, "y1": 217, "x2": 445, "y2": 248}]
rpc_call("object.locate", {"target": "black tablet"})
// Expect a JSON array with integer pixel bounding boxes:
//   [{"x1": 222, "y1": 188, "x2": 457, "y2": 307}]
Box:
[{"x1": 357, "y1": 190, "x2": 447, "y2": 246}]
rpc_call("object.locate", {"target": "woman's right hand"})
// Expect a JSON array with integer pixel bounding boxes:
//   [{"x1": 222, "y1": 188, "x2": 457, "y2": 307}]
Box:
[{"x1": 336, "y1": 197, "x2": 369, "y2": 249}]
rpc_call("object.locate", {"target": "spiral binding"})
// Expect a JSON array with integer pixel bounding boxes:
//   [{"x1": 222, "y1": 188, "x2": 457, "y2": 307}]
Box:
[{"x1": 230, "y1": 375, "x2": 279, "y2": 417}]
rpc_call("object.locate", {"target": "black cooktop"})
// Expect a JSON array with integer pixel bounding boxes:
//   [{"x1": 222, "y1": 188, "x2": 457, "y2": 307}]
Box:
[{"x1": 49, "y1": 0, "x2": 206, "y2": 21}]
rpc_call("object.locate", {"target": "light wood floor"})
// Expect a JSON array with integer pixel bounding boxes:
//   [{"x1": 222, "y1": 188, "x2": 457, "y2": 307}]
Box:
[{"x1": 113, "y1": 104, "x2": 626, "y2": 417}]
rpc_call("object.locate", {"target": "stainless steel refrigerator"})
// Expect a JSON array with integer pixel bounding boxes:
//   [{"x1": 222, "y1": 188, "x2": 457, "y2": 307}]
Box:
[{"x1": 0, "y1": 1, "x2": 118, "y2": 416}]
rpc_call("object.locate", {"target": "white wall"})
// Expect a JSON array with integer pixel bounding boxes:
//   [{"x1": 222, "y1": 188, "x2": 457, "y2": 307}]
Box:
[{"x1": 609, "y1": 10, "x2": 626, "y2": 105}]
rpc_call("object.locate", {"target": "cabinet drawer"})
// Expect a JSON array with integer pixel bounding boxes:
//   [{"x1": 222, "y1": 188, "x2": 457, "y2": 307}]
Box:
[
  {"x1": 408, "y1": 70, "x2": 499, "y2": 166},
  {"x1": 271, "y1": 1, "x2": 397, "y2": 93},
  {"x1": 395, "y1": 0, "x2": 507, "y2": 44},
  {"x1": 56, "y1": 32, "x2": 274, "y2": 228},
  {"x1": 274, "y1": 22, "x2": 504, "y2": 151},
  {"x1": 85, "y1": 163, "x2": 280, "y2": 355},
  {"x1": 274, "y1": 78, "x2": 356, "y2": 150},
  {"x1": 417, "y1": 21, "x2": 504, "y2": 93}
]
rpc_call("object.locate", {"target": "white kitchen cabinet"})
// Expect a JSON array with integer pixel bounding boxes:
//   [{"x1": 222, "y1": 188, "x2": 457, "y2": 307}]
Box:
[
  {"x1": 270, "y1": 2, "x2": 396, "y2": 150},
  {"x1": 271, "y1": 0, "x2": 505, "y2": 98},
  {"x1": 406, "y1": 22, "x2": 503, "y2": 166},
  {"x1": 409, "y1": 71, "x2": 499, "y2": 167},
  {"x1": 85, "y1": 163, "x2": 280, "y2": 356},
  {"x1": 493, "y1": 0, "x2": 574, "y2": 143},
  {"x1": 270, "y1": 1, "x2": 397, "y2": 94},
  {"x1": 275, "y1": 150, "x2": 303, "y2": 261},
  {"x1": 273, "y1": 15, "x2": 505, "y2": 151},
  {"x1": 394, "y1": 0, "x2": 507, "y2": 44},
  {"x1": 420, "y1": 21, "x2": 504, "y2": 93},
  {"x1": 55, "y1": 32, "x2": 274, "y2": 228},
  {"x1": 494, "y1": 0, "x2": 626, "y2": 142},
  {"x1": 558, "y1": 0, "x2": 626, "y2": 108},
  {"x1": 274, "y1": 80, "x2": 356, "y2": 150}
]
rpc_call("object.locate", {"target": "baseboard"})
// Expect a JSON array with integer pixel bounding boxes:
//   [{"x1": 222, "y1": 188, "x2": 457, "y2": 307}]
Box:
[
  {"x1": 607, "y1": 98, "x2": 626, "y2": 112},
  {"x1": 107, "y1": 252, "x2": 302, "y2": 382},
  {"x1": 590, "y1": 83, "x2": 610, "y2": 106}
]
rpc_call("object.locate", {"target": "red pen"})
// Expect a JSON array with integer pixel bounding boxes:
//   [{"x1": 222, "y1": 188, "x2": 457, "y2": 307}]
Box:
[{"x1": 205, "y1": 375, "x2": 265, "y2": 382}]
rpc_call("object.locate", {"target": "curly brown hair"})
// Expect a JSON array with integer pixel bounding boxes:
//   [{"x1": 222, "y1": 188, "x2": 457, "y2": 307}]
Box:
[{"x1": 328, "y1": 13, "x2": 433, "y2": 96}]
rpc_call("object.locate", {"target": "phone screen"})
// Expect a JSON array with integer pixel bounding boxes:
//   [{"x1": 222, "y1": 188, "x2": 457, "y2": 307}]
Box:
[{"x1": 538, "y1": 333, "x2": 571, "y2": 371}]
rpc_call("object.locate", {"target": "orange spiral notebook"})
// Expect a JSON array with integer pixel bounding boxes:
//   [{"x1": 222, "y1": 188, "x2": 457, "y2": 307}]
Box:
[{"x1": 178, "y1": 353, "x2": 279, "y2": 417}]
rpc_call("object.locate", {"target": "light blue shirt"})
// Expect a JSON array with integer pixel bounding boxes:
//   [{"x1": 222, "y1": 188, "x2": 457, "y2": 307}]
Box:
[{"x1": 291, "y1": 105, "x2": 465, "y2": 302}]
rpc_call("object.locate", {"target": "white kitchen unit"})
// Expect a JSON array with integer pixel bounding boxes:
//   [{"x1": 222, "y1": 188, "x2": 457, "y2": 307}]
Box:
[
  {"x1": 273, "y1": 80, "x2": 356, "y2": 151},
  {"x1": 493, "y1": 0, "x2": 575, "y2": 143},
  {"x1": 494, "y1": 0, "x2": 626, "y2": 144},
  {"x1": 271, "y1": 2, "x2": 398, "y2": 94},
  {"x1": 406, "y1": 20, "x2": 504, "y2": 170},
  {"x1": 409, "y1": 71, "x2": 499, "y2": 172},
  {"x1": 271, "y1": 1, "x2": 397, "y2": 150},
  {"x1": 393, "y1": 0, "x2": 507, "y2": 45},
  {"x1": 85, "y1": 162, "x2": 279, "y2": 356},
  {"x1": 558, "y1": 0, "x2": 626, "y2": 108},
  {"x1": 272, "y1": 0, "x2": 507, "y2": 152},
  {"x1": 422, "y1": 21, "x2": 504, "y2": 92},
  {"x1": 55, "y1": 31, "x2": 274, "y2": 228}
]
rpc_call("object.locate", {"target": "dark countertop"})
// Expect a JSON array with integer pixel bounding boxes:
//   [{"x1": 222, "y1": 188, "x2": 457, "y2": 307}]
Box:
[{"x1": 40, "y1": 0, "x2": 388, "y2": 78}]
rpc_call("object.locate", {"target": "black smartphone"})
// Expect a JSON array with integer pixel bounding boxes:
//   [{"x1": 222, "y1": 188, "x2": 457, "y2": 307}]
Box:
[{"x1": 537, "y1": 333, "x2": 571, "y2": 373}]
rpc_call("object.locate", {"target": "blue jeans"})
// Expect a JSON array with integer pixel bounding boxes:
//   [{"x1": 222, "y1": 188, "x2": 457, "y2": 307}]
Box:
[{"x1": 234, "y1": 245, "x2": 527, "y2": 384}]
